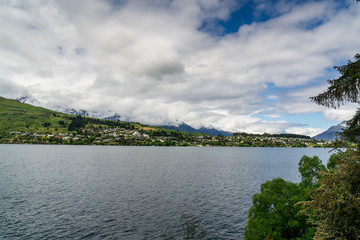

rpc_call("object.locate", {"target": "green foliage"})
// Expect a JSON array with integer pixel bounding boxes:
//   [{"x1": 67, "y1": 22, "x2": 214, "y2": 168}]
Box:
[
  {"x1": 308, "y1": 46, "x2": 360, "y2": 239},
  {"x1": 310, "y1": 54, "x2": 360, "y2": 143},
  {"x1": 326, "y1": 153, "x2": 339, "y2": 170},
  {"x1": 245, "y1": 155, "x2": 328, "y2": 240},
  {"x1": 303, "y1": 149, "x2": 360, "y2": 240},
  {"x1": 68, "y1": 115, "x2": 86, "y2": 131},
  {"x1": 65, "y1": 115, "x2": 136, "y2": 131},
  {"x1": 42, "y1": 122, "x2": 51, "y2": 128},
  {"x1": 298, "y1": 155, "x2": 326, "y2": 189},
  {"x1": 245, "y1": 178, "x2": 314, "y2": 240},
  {"x1": 342, "y1": 108, "x2": 360, "y2": 143},
  {"x1": 310, "y1": 54, "x2": 360, "y2": 109}
]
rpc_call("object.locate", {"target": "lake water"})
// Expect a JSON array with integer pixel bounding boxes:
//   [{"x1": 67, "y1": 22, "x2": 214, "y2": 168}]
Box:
[{"x1": 0, "y1": 145, "x2": 333, "y2": 239}]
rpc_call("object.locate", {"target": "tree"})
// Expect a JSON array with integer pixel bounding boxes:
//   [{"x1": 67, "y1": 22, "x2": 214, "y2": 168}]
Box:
[
  {"x1": 326, "y1": 153, "x2": 340, "y2": 170},
  {"x1": 68, "y1": 115, "x2": 86, "y2": 131},
  {"x1": 298, "y1": 155, "x2": 326, "y2": 189},
  {"x1": 310, "y1": 54, "x2": 360, "y2": 142},
  {"x1": 307, "y1": 51, "x2": 360, "y2": 239},
  {"x1": 303, "y1": 150, "x2": 360, "y2": 240},
  {"x1": 245, "y1": 155, "x2": 325, "y2": 240},
  {"x1": 42, "y1": 122, "x2": 51, "y2": 128},
  {"x1": 58, "y1": 120, "x2": 65, "y2": 127},
  {"x1": 245, "y1": 178, "x2": 314, "y2": 240}
]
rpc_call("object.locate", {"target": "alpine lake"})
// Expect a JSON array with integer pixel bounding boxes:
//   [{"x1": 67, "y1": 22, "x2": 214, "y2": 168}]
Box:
[{"x1": 1, "y1": 145, "x2": 333, "y2": 239}]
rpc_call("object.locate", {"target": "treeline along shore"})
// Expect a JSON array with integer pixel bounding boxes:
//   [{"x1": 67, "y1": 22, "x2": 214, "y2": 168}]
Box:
[
  {"x1": 1, "y1": 121, "x2": 333, "y2": 147},
  {"x1": 0, "y1": 96, "x2": 333, "y2": 147}
]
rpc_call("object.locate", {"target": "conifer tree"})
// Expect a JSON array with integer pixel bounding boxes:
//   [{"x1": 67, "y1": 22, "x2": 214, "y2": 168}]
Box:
[
  {"x1": 310, "y1": 54, "x2": 360, "y2": 142},
  {"x1": 307, "y1": 53, "x2": 360, "y2": 239}
]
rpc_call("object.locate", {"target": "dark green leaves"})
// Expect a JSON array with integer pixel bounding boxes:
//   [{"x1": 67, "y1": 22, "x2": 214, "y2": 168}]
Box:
[
  {"x1": 310, "y1": 54, "x2": 360, "y2": 143},
  {"x1": 303, "y1": 149, "x2": 360, "y2": 240},
  {"x1": 298, "y1": 155, "x2": 326, "y2": 188},
  {"x1": 245, "y1": 177, "x2": 314, "y2": 240},
  {"x1": 310, "y1": 54, "x2": 360, "y2": 109},
  {"x1": 245, "y1": 155, "x2": 328, "y2": 240}
]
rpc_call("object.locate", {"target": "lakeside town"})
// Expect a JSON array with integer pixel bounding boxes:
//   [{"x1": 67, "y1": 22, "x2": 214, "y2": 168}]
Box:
[
  {"x1": 0, "y1": 97, "x2": 337, "y2": 148},
  {"x1": 1, "y1": 126, "x2": 334, "y2": 148}
]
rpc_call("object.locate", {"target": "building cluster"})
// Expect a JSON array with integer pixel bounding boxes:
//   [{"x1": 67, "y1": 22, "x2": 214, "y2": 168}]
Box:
[{"x1": 1, "y1": 128, "x2": 333, "y2": 148}]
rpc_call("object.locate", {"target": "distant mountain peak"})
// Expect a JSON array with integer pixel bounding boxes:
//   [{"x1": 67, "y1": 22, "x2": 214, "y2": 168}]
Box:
[
  {"x1": 160, "y1": 122, "x2": 233, "y2": 136},
  {"x1": 313, "y1": 123, "x2": 345, "y2": 141},
  {"x1": 16, "y1": 95, "x2": 40, "y2": 106},
  {"x1": 64, "y1": 109, "x2": 89, "y2": 117}
]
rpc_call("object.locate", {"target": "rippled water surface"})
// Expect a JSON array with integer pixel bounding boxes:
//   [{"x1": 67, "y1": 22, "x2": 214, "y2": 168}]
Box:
[{"x1": 0, "y1": 145, "x2": 332, "y2": 239}]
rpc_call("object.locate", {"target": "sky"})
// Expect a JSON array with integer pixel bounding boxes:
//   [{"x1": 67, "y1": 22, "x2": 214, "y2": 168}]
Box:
[{"x1": 1, "y1": 0, "x2": 360, "y2": 136}]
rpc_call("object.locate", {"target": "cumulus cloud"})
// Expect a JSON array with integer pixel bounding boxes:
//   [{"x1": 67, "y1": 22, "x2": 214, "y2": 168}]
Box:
[
  {"x1": 277, "y1": 84, "x2": 358, "y2": 122},
  {"x1": 286, "y1": 127, "x2": 325, "y2": 137},
  {"x1": 0, "y1": 78, "x2": 26, "y2": 98},
  {"x1": 0, "y1": 0, "x2": 359, "y2": 134}
]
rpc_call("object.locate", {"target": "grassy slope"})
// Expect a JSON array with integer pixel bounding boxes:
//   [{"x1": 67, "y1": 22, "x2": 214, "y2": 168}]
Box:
[
  {"x1": 0, "y1": 96, "x2": 197, "y2": 136},
  {"x1": 0, "y1": 96, "x2": 72, "y2": 133}
]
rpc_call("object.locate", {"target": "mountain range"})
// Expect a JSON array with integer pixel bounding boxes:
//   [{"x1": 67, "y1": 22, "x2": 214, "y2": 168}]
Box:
[
  {"x1": 59, "y1": 109, "x2": 231, "y2": 136},
  {"x1": 16, "y1": 95, "x2": 123, "y2": 121},
  {"x1": 160, "y1": 123, "x2": 233, "y2": 136},
  {"x1": 15, "y1": 95, "x2": 232, "y2": 136},
  {"x1": 13, "y1": 95, "x2": 345, "y2": 139}
]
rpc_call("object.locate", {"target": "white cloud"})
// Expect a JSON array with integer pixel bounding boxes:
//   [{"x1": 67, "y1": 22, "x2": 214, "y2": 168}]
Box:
[
  {"x1": 267, "y1": 95, "x2": 279, "y2": 100},
  {"x1": 286, "y1": 127, "x2": 325, "y2": 137},
  {"x1": 276, "y1": 84, "x2": 358, "y2": 123},
  {"x1": 265, "y1": 114, "x2": 281, "y2": 118},
  {"x1": 0, "y1": 78, "x2": 26, "y2": 98},
  {"x1": 0, "y1": 0, "x2": 359, "y2": 134},
  {"x1": 323, "y1": 107, "x2": 357, "y2": 122}
]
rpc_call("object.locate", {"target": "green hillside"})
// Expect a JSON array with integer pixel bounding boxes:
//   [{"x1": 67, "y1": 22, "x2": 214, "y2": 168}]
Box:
[
  {"x1": 0, "y1": 96, "x2": 177, "y2": 134},
  {"x1": 0, "y1": 96, "x2": 332, "y2": 147},
  {"x1": 0, "y1": 96, "x2": 205, "y2": 145},
  {"x1": 0, "y1": 96, "x2": 72, "y2": 133}
]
